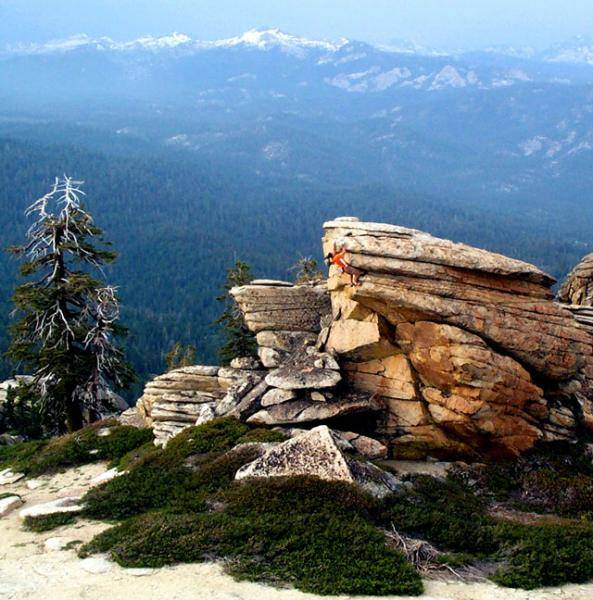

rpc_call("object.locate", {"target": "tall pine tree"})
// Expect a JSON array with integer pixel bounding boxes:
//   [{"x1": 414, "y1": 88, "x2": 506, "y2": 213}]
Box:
[
  {"x1": 215, "y1": 260, "x2": 257, "y2": 364},
  {"x1": 7, "y1": 177, "x2": 134, "y2": 433}
]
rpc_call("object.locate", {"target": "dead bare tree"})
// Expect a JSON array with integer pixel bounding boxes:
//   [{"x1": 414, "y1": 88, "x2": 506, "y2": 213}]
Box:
[{"x1": 7, "y1": 177, "x2": 134, "y2": 432}]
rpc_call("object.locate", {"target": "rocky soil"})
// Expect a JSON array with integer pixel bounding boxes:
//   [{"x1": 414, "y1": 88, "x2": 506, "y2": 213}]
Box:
[{"x1": 0, "y1": 462, "x2": 592, "y2": 600}]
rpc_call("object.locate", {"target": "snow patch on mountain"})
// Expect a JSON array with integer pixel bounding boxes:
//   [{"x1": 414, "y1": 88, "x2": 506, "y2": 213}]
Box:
[{"x1": 210, "y1": 28, "x2": 346, "y2": 55}]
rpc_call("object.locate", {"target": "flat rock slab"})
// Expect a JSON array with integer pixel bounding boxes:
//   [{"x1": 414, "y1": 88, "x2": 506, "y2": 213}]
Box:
[
  {"x1": 0, "y1": 495, "x2": 23, "y2": 518},
  {"x1": 248, "y1": 394, "x2": 377, "y2": 426},
  {"x1": 90, "y1": 468, "x2": 122, "y2": 487},
  {"x1": 19, "y1": 496, "x2": 84, "y2": 519},
  {"x1": 79, "y1": 556, "x2": 113, "y2": 574}
]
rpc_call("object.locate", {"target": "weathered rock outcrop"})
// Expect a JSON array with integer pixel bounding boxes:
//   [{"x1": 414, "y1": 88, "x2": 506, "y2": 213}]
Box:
[
  {"x1": 322, "y1": 218, "x2": 593, "y2": 458},
  {"x1": 231, "y1": 279, "x2": 330, "y2": 334},
  {"x1": 138, "y1": 217, "x2": 593, "y2": 461}
]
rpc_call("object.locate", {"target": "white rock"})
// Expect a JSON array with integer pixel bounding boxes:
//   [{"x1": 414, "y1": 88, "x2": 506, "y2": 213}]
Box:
[
  {"x1": 0, "y1": 468, "x2": 25, "y2": 485},
  {"x1": 0, "y1": 495, "x2": 23, "y2": 517},
  {"x1": 79, "y1": 556, "x2": 113, "y2": 574},
  {"x1": 44, "y1": 537, "x2": 69, "y2": 551},
  {"x1": 310, "y1": 391, "x2": 326, "y2": 402},
  {"x1": 26, "y1": 479, "x2": 42, "y2": 490},
  {"x1": 194, "y1": 402, "x2": 216, "y2": 426},
  {"x1": 127, "y1": 568, "x2": 158, "y2": 577},
  {"x1": 261, "y1": 388, "x2": 297, "y2": 407},
  {"x1": 258, "y1": 347, "x2": 283, "y2": 368},
  {"x1": 19, "y1": 496, "x2": 84, "y2": 519},
  {"x1": 90, "y1": 468, "x2": 122, "y2": 487},
  {"x1": 89, "y1": 449, "x2": 100, "y2": 455},
  {"x1": 97, "y1": 427, "x2": 112, "y2": 437}
]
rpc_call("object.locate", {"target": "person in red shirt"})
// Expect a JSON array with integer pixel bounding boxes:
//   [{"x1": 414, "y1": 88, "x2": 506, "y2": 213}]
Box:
[{"x1": 325, "y1": 242, "x2": 364, "y2": 287}]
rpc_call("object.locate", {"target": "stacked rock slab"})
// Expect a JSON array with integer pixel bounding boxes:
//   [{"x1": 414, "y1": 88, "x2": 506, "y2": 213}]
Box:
[
  {"x1": 137, "y1": 366, "x2": 225, "y2": 446},
  {"x1": 322, "y1": 217, "x2": 593, "y2": 458},
  {"x1": 224, "y1": 279, "x2": 381, "y2": 426}
]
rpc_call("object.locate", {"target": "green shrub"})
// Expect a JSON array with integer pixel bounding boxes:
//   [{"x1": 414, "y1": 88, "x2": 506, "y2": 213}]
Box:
[
  {"x1": 221, "y1": 476, "x2": 381, "y2": 521},
  {"x1": 161, "y1": 418, "x2": 249, "y2": 465},
  {"x1": 112, "y1": 440, "x2": 157, "y2": 471},
  {"x1": 517, "y1": 468, "x2": 593, "y2": 517},
  {"x1": 0, "y1": 439, "x2": 47, "y2": 472},
  {"x1": 1, "y1": 422, "x2": 153, "y2": 476},
  {"x1": 80, "y1": 477, "x2": 423, "y2": 596},
  {"x1": 492, "y1": 522, "x2": 593, "y2": 589},
  {"x1": 23, "y1": 512, "x2": 76, "y2": 532},
  {"x1": 83, "y1": 445, "x2": 261, "y2": 520},
  {"x1": 385, "y1": 475, "x2": 497, "y2": 554}
]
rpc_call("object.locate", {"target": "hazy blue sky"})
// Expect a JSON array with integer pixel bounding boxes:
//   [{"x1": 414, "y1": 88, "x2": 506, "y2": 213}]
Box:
[{"x1": 1, "y1": 0, "x2": 592, "y2": 50}]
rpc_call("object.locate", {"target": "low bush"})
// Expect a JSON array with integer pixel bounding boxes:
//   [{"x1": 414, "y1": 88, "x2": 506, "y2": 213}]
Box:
[
  {"x1": 161, "y1": 418, "x2": 249, "y2": 465},
  {"x1": 80, "y1": 477, "x2": 423, "y2": 596},
  {"x1": 23, "y1": 512, "x2": 76, "y2": 532},
  {"x1": 0, "y1": 421, "x2": 154, "y2": 476},
  {"x1": 492, "y1": 522, "x2": 593, "y2": 589},
  {"x1": 384, "y1": 475, "x2": 497, "y2": 554},
  {"x1": 83, "y1": 444, "x2": 261, "y2": 520},
  {"x1": 518, "y1": 468, "x2": 593, "y2": 517},
  {"x1": 236, "y1": 428, "x2": 286, "y2": 444}
]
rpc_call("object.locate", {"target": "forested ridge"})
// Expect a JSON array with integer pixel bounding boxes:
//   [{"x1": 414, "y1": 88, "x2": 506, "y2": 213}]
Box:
[{"x1": 0, "y1": 135, "x2": 589, "y2": 396}]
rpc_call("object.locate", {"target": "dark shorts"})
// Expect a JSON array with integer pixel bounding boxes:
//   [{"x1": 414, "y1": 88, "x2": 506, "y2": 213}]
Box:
[{"x1": 343, "y1": 264, "x2": 363, "y2": 276}]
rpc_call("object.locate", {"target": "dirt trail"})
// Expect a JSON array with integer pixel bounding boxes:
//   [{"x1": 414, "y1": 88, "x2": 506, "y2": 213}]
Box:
[{"x1": 1, "y1": 462, "x2": 592, "y2": 600}]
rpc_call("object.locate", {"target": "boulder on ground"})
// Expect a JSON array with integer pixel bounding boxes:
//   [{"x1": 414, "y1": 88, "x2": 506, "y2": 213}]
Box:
[{"x1": 235, "y1": 425, "x2": 401, "y2": 497}]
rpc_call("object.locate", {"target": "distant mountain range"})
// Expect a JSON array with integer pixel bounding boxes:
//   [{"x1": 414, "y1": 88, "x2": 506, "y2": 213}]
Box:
[
  {"x1": 1, "y1": 28, "x2": 592, "y2": 213},
  {"x1": 1, "y1": 28, "x2": 592, "y2": 382}
]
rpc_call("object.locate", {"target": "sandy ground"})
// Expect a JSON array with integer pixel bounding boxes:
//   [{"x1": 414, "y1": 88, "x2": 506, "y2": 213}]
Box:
[{"x1": 1, "y1": 462, "x2": 593, "y2": 600}]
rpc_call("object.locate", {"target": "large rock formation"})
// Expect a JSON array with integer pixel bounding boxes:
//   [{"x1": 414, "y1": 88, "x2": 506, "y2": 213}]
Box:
[
  {"x1": 135, "y1": 217, "x2": 593, "y2": 460},
  {"x1": 321, "y1": 218, "x2": 593, "y2": 458}
]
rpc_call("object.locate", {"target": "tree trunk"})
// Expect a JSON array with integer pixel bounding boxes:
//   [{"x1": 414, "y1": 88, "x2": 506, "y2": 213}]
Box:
[{"x1": 65, "y1": 399, "x2": 84, "y2": 432}]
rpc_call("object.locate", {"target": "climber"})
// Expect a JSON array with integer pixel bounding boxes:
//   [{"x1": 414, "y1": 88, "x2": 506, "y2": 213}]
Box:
[{"x1": 325, "y1": 242, "x2": 364, "y2": 287}]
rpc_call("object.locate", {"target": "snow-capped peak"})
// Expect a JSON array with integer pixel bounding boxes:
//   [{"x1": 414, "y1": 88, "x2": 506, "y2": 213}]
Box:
[
  {"x1": 119, "y1": 33, "x2": 192, "y2": 51},
  {"x1": 209, "y1": 28, "x2": 348, "y2": 54}
]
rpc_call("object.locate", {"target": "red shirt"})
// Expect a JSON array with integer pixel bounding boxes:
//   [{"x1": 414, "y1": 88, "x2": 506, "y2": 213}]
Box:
[{"x1": 332, "y1": 250, "x2": 348, "y2": 270}]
